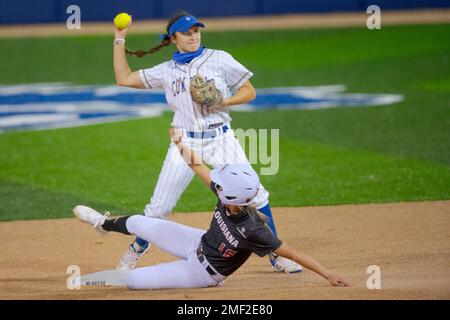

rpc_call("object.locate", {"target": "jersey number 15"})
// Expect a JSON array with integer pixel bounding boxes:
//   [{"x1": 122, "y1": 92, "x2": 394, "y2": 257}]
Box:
[{"x1": 219, "y1": 243, "x2": 237, "y2": 258}]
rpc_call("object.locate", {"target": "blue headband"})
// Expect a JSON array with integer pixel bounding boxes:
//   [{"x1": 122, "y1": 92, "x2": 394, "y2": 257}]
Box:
[{"x1": 159, "y1": 15, "x2": 205, "y2": 40}]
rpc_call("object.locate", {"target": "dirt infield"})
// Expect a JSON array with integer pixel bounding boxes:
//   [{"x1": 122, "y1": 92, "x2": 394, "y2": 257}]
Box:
[
  {"x1": 0, "y1": 200, "x2": 449, "y2": 300},
  {"x1": 0, "y1": 9, "x2": 449, "y2": 38}
]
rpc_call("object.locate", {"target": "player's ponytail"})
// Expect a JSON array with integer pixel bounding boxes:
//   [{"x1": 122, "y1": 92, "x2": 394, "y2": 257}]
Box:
[
  {"x1": 246, "y1": 206, "x2": 269, "y2": 226},
  {"x1": 125, "y1": 11, "x2": 190, "y2": 58}
]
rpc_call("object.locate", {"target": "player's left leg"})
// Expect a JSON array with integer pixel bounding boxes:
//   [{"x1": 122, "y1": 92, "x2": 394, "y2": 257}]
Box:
[
  {"x1": 207, "y1": 128, "x2": 302, "y2": 273},
  {"x1": 124, "y1": 215, "x2": 205, "y2": 259}
]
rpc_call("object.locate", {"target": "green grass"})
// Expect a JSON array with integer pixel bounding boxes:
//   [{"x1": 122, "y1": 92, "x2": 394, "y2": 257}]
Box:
[{"x1": 0, "y1": 24, "x2": 449, "y2": 221}]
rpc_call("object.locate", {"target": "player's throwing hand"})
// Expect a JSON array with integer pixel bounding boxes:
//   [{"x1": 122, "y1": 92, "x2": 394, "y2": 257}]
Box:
[{"x1": 114, "y1": 17, "x2": 132, "y2": 40}]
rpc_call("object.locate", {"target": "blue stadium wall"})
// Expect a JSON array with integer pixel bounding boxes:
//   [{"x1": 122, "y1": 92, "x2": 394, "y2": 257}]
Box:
[{"x1": 0, "y1": 0, "x2": 449, "y2": 24}]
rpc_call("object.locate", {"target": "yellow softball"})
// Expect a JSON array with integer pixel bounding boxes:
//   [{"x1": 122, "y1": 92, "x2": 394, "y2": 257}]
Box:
[{"x1": 114, "y1": 13, "x2": 132, "y2": 30}]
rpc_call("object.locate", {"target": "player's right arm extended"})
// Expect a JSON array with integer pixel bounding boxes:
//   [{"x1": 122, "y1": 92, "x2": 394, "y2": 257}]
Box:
[
  {"x1": 169, "y1": 128, "x2": 212, "y2": 187},
  {"x1": 113, "y1": 26, "x2": 145, "y2": 89}
]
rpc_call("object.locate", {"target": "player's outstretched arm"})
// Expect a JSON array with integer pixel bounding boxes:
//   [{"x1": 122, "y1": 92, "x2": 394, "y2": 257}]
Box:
[
  {"x1": 275, "y1": 243, "x2": 350, "y2": 287},
  {"x1": 222, "y1": 80, "x2": 256, "y2": 107},
  {"x1": 169, "y1": 128, "x2": 211, "y2": 187},
  {"x1": 113, "y1": 23, "x2": 145, "y2": 89}
]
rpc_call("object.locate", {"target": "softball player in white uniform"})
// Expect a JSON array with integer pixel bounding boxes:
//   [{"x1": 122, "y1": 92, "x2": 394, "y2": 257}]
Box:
[
  {"x1": 113, "y1": 12, "x2": 301, "y2": 273},
  {"x1": 72, "y1": 128, "x2": 349, "y2": 289}
]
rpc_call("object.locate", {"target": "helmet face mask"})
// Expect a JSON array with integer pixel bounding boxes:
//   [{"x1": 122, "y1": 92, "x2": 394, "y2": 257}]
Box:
[{"x1": 211, "y1": 164, "x2": 260, "y2": 206}]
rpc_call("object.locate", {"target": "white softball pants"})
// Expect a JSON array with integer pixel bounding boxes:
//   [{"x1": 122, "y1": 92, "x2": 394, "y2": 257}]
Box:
[
  {"x1": 144, "y1": 127, "x2": 269, "y2": 218},
  {"x1": 124, "y1": 215, "x2": 225, "y2": 289}
]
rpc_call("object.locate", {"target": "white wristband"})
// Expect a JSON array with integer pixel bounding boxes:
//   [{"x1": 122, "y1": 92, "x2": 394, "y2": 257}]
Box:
[{"x1": 113, "y1": 38, "x2": 125, "y2": 45}]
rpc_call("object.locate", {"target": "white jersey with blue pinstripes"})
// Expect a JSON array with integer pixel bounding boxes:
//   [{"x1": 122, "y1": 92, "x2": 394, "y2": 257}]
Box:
[{"x1": 138, "y1": 49, "x2": 253, "y2": 131}]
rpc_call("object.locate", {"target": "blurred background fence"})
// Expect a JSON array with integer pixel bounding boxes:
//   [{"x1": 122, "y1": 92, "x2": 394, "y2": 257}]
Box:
[{"x1": 1, "y1": 0, "x2": 450, "y2": 24}]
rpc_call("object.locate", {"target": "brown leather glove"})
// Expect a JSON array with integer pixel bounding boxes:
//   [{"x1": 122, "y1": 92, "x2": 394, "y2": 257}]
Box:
[{"x1": 190, "y1": 74, "x2": 224, "y2": 114}]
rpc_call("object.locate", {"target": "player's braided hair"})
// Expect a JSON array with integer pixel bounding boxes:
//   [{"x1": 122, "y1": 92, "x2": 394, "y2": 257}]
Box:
[
  {"x1": 126, "y1": 11, "x2": 190, "y2": 58},
  {"x1": 125, "y1": 38, "x2": 171, "y2": 57}
]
